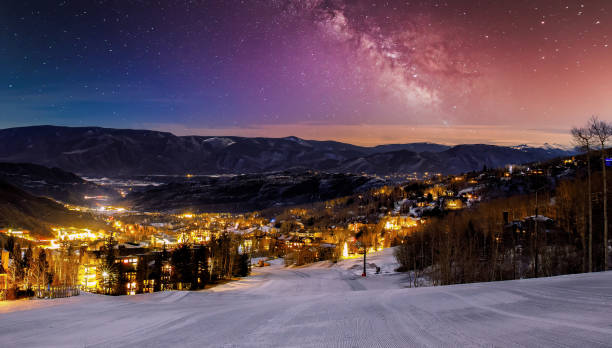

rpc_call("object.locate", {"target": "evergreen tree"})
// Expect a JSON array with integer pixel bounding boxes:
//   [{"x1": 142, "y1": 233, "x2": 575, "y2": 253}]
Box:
[
  {"x1": 171, "y1": 243, "x2": 193, "y2": 289},
  {"x1": 152, "y1": 251, "x2": 163, "y2": 292},
  {"x1": 191, "y1": 246, "x2": 209, "y2": 289},
  {"x1": 100, "y1": 234, "x2": 119, "y2": 294},
  {"x1": 11, "y1": 243, "x2": 24, "y2": 289},
  {"x1": 233, "y1": 253, "x2": 250, "y2": 277},
  {"x1": 6, "y1": 236, "x2": 15, "y2": 258}
]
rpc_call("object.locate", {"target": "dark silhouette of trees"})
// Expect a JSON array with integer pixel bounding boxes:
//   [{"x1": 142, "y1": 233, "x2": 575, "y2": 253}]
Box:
[
  {"x1": 572, "y1": 125, "x2": 594, "y2": 271},
  {"x1": 191, "y1": 246, "x2": 209, "y2": 289},
  {"x1": 99, "y1": 234, "x2": 119, "y2": 295},
  {"x1": 171, "y1": 243, "x2": 193, "y2": 289},
  {"x1": 590, "y1": 116, "x2": 612, "y2": 270},
  {"x1": 395, "y1": 181, "x2": 596, "y2": 286}
]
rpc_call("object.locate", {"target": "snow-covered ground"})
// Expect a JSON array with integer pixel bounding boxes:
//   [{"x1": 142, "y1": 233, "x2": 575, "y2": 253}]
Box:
[{"x1": 2, "y1": 248, "x2": 612, "y2": 347}]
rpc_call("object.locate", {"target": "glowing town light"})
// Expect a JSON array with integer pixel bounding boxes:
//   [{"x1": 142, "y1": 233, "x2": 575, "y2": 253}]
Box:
[
  {"x1": 342, "y1": 242, "x2": 349, "y2": 258},
  {"x1": 385, "y1": 221, "x2": 396, "y2": 230}
]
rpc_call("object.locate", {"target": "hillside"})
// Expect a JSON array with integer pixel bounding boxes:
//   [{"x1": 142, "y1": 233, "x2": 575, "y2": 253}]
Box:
[
  {"x1": 0, "y1": 126, "x2": 572, "y2": 176},
  {"x1": 0, "y1": 162, "x2": 120, "y2": 206},
  {"x1": 339, "y1": 144, "x2": 574, "y2": 175},
  {"x1": 125, "y1": 171, "x2": 386, "y2": 213},
  {"x1": 0, "y1": 180, "x2": 106, "y2": 237}
]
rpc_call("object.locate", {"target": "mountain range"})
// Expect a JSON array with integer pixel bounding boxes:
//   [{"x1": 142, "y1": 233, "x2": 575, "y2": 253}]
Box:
[{"x1": 0, "y1": 125, "x2": 573, "y2": 177}]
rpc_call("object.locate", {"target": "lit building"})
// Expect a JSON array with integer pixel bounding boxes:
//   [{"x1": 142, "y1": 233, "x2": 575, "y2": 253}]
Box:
[
  {"x1": 0, "y1": 249, "x2": 9, "y2": 295},
  {"x1": 384, "y1": 216, "x2": 418, "y2": 231},
  {"x1": 444, "y1": 198, "x2": 465, "y2": 210},
  {"x1": 79, "y1": 264, "x2": 98, "y2": 291},
  {"x1": 53, "y1": 227, "x2": 106, "y2": 242}
]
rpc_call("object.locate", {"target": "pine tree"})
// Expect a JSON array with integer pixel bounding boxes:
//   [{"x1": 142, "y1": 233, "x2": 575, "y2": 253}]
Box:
[
  {"x1": 171, "y1": 243, "x2": 193, "y2": 289},
  {"x1": 152, "y1": 251, "x2": 163, "y2": 292},
  {"x1": 233, "y1": 253, "x2": 250, "y2": 277},
  {"x1": 192, "y1": 246, "x2": 209, "y2": 289},
  {"x1": 100, "y1": 234, "x2": 119, "y2": 294}
]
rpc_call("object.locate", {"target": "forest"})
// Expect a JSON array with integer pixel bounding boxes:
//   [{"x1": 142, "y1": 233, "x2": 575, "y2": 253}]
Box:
[{"x1": 395, "y1": 117, "x2": 612, "y2": 286}]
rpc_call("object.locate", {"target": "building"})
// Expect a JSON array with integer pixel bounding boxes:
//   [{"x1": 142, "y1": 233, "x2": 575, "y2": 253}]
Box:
[
  {"x1": 79, "y1": 262, "x2": 98, "y2": 292},
  {"x1": 0, "y1": 249, "x2": 9, "y2": 298},
  {"x1": 443, "y1": 197, "x2": 466, "y2": 210},
  {"x1": 151, "y1": 233, "x2": 178, "y2": 248}
]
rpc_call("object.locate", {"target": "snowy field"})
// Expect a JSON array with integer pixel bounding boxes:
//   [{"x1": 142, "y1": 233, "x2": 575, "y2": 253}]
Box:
[{"x1": 2, "y1": 248, "x2": 612, "y2": 347}]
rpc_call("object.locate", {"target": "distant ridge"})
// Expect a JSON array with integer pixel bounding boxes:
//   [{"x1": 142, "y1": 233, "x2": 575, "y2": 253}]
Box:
[
  {"x1": 0, "y1": 125, "x2": 574, "y2": 176},
  {"x1": 0, "y1": 162, "x2": 119, "y2": 205},
  {"x1": 0, "y1": 180, "x2": 106, "y2": 237}
]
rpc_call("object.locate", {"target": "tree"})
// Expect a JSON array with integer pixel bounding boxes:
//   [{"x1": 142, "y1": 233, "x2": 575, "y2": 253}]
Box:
[
  {"x1": 99, "y1": 234, "x2": 119, "y2": 294},
  {"x1": 355, "y1": 225, "x2": 377, "y2": 276},
  {"x1": 171, "y1": 243, "x2": 193, "y2": 289},
  {"x1": 54, "y1": 241, "x2": 78, "y2": 288},
  {"x1": 233, "y1": 253, "x2": 250, "y2": 278},
  {"x1": 10, "y1": 243, "x2": 24, "y2": 290},
  {"x1": 5, "y1": 236, "x2": 15, "y2": 258},
  {"x1": 571, "y1": 126, "x2": 594, "y2": 272},
  {"x1": 32, "y1": 249, "x2": 49, "y2": 295},
  {"x1": 590, "y1": 116, "x2": 612, "y2": 270},
  {"x1": 23, "y1": 246, "x2": 33, "y2": 290},
  {"x1": 151, "y1": 251, "x2": 163, "y2": 292},
  {"x1": 191, "y1": 246, "x2": 209, "y2": 289}
]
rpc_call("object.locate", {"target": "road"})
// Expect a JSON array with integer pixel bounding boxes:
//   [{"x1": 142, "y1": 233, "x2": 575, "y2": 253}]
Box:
[{"x1": 1, "y1": 252, "x2": 612, "y2": 347}]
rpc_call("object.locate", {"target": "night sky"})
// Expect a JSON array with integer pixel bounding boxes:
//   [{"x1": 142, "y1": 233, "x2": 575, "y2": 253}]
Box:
[{"x1": 1, "y1": 0, "x2": 611, "y2": 146}]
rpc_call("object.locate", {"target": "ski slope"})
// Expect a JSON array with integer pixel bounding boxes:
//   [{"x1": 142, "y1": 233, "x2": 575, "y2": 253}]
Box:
[{"x1": 1, "y1": 249, "x2": 612, "y2": 347}]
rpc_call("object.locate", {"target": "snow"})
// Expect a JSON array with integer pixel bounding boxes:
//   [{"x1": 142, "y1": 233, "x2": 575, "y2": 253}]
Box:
[
  {"x1": 2, "y1": 248, "x2": 612, "y2": 347},
  {"x1": 283, "y1": 136, "x2": 312, "y2": 147},
  {"x1": 458, "y1": 186, "x2": 476, "y2": 195},
  {"x1": 333, "y1": 247, "x2": 400, "y2": 276},
  {"x1": 203, "y1": 137, "x2": 236, "y2": 148},
  {"x1": 526, "y1": 214, "x2": 553, "y2": 222},
  {"x1": 62, "y1": 149, "x2": 90, "y2": 155}
]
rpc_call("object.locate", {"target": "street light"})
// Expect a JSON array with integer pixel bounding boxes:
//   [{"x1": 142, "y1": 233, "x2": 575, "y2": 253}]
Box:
[
  {"x1": 356, "y1": 241, "x2": 366, "y2": 277},
  {"x1": 362, "y1": 248, "x2": 367, "y2": 277},
  {"x1": 102, "y1": 271, "x2": 109, "y2": 294}
]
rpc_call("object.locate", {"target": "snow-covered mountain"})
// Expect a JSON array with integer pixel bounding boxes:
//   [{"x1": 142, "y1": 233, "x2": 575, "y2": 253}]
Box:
[{"x1": 0, "y1": 125, "x2": 574, "y2": 176}]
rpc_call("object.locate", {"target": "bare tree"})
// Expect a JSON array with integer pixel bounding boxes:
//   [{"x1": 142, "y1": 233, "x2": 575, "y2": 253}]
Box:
[
  {"x1": 590, "y1": 116, "x2": 612, "y2": 270},
  {"x1": 356, "y1": 224, "x2": 377, "y2": 276},
  {"x1": 571, "y1": 126, "x2": 594, "y2": 272}
]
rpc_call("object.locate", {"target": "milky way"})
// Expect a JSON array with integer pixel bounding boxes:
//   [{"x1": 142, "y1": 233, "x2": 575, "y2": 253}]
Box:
[{"x1": 1, "y1": 0, "x2": 611, "y2": 145}]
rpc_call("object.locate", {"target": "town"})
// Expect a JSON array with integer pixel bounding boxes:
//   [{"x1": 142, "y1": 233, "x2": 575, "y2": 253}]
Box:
[
  {"x1": 0, "y1": 155, "x2": 585, "y2": 300},
  {"x1": 3, "y1": 1, "x2": 612, "y2": 345}
]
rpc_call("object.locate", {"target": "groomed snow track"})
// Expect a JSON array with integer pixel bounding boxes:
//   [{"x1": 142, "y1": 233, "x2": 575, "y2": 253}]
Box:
[{"x1": 1, "y1": 255, "x2": 612, "y2": 347}]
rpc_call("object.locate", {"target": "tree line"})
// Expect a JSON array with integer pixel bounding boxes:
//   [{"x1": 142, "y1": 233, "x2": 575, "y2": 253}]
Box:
[
  {"x1": 97, "y1": 232, "x2": 251, "y2": 295},
  {"x1": 571, "y1": 116, "x2": 611, "y2": 272},
  {"x1": 395, "y1": 116, "x2": 612, "y2": 286},
  {"x1": 1, "y1": 236, "x2": 78, "y2": 299}
]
